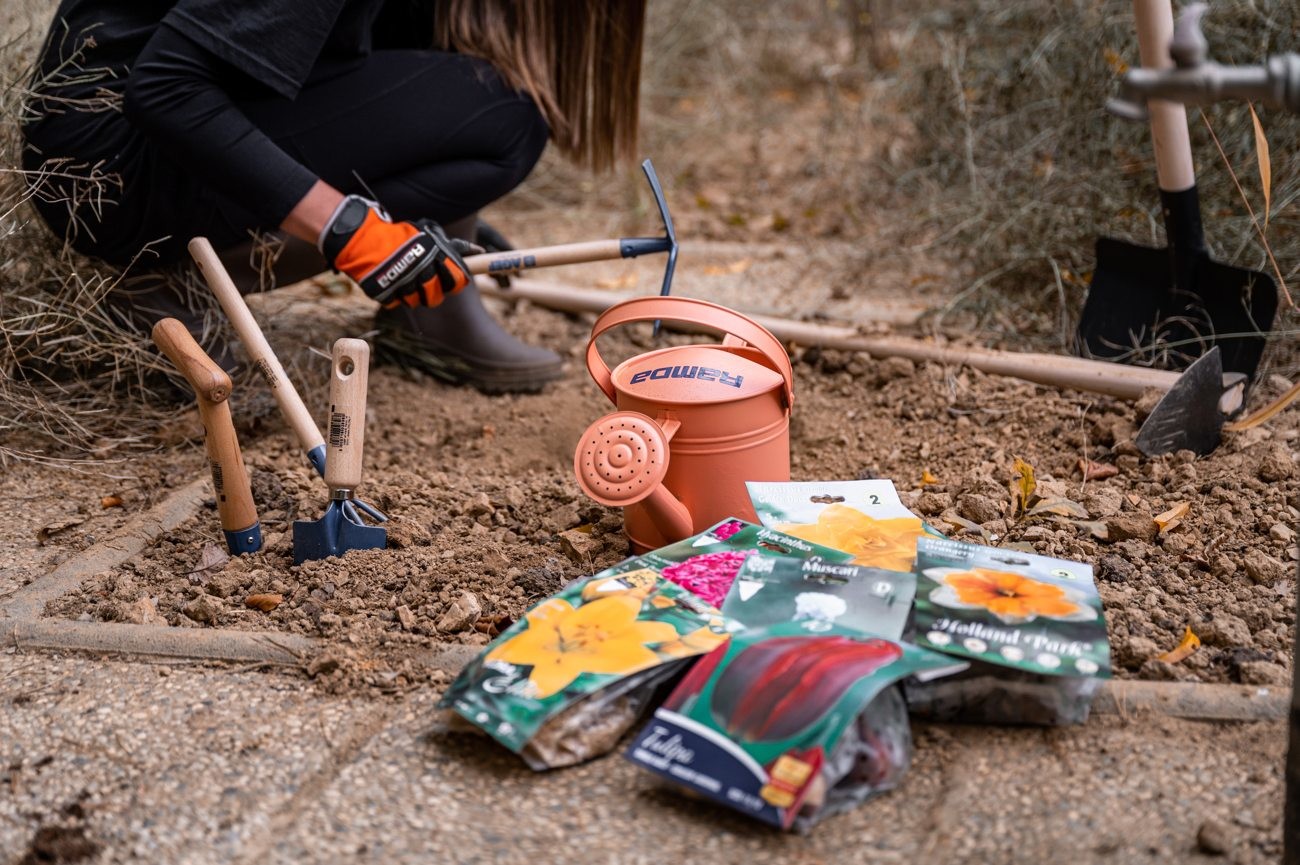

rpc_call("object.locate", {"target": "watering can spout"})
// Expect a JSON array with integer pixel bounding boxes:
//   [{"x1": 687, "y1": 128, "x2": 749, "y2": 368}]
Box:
[{"x1": 642, "y1": 484, "x2": 694, "y2": 541}]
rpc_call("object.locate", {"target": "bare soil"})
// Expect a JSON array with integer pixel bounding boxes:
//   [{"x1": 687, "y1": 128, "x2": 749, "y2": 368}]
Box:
[{"x1": 25, "y1": 278, "x2": 1299, "y2": 694}]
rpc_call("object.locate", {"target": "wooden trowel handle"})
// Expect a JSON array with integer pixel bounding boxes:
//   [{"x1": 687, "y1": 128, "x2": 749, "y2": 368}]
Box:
[
  {"x1": 152, "y1": 318, "x2": 231, "y2": 404},
  {"x1": 151, "y1": 319, "x2": 258, "y2": 536},
  {"x1": 1134, "y1": 0, "x2": 1195, "y2": 192},
  {"x1": 324, "y1": 338, "x2": 371, "y2": 493},
  {"x1": 187, "y1": 237, "x2": 326, "y2": 457}
]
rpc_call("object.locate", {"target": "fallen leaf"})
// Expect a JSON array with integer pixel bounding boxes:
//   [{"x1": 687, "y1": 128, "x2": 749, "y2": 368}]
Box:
[
  {"x1": 1073, "y1": 519, "x2": 1109, "y2": 541},
  {"x1": 1250, "y1": 103, "x2": 1271, "y2": 230},
  {"x1": 921, "y1": 469, "x2": 939, "y2": 485},
  {"x1": 943, "y1": 514, "x2": 992, "y2": 543},
  {"x1": 595, "y1": 273, "x2": 638, "y2": 290},
  {"x1": 1011, "y1": 457, "x2": 1037, "y2": 515},
  {"x1": 1155, "y1": 502, "x2": 1191, "y2": 535},
  {"x1": 481, "y1": 424, "x2": 496, "y2": 440},
  {"x1": 1028, "y1": 498, "x2": 1091, "y2": 519},
  {"x1": 1156, "y1": 626, "x2": 1200, "y2": 664},
  {"x1": 1077, "y1": 459, "x2": 1119, "y2": 481},
  {"x1": 36, "y1": 517, "x2": 85, "y2": 545},
  {"x1": 100, "y1": 495, "x2": 124, "y2": 509},
  {"x1": 187, "y1": 544, "x2": 229, "y2": 577},
  {"x1": 245, "y1": 593, "x2": 283, "y2": 612},
  {"x1": 702, "y1": 258, "x2": 752, "y2": 276},
  {"x1": 1103, "y1": 47, "x2": 1129, "y2": 74}
]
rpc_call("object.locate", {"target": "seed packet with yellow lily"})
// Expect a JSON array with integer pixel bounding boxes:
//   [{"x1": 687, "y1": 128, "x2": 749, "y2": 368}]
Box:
[
  {"x1": 905, "y1": 536, "x2": 1112, "y2": 726},
  {"x1": 439, "y1": 572, "x2": 739, "y2": 770},
  {"x1": 721, "y1": 556, "x2": 916, "y2": 638},
  {"x1": 746, "y1": 480, "x2": 942, "y2": 573},
  {"x1": 590, "y1": 518, "x2": 853, "y2": 608}
]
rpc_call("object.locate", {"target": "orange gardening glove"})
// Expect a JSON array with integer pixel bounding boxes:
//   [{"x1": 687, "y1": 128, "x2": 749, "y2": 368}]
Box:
[{"x1": 318, "y1": 195, "x2": 476, "y2": 308}]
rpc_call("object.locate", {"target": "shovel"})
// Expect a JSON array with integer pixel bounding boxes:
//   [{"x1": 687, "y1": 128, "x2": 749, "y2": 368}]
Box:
[
  {"x1": 292, "y1": 338, "x2": 387, "y2": 564},
  {"x1": 152, "y1": 318, "x2": 262, "y2": 555},
  {"x1": 1076, "y1": 0, "x2": 1277, "y2": 381}
]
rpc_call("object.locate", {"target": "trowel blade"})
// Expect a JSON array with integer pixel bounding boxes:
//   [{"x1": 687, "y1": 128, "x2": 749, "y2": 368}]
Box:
[
  {"x1": 292, "y1": 501, "x2": 387, "y2": 564},
  {"x1": 1136, "y1": 346, "x2": 1225, "y2": 457}
]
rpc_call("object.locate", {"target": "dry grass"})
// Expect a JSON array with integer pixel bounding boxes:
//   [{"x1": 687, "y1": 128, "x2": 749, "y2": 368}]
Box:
[{"x1": 3, "y1": 0, "x2": 1299, "y2": 464}]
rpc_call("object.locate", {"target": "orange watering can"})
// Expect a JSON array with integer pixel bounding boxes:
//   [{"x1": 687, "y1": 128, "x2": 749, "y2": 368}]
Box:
[{"x1": 574, "y1": 296, "x2": 794, "y2": 552}]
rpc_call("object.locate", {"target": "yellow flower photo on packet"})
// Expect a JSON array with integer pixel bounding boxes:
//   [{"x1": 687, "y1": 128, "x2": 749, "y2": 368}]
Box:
[{"x1": 746, "y1": 480, "x2": 938, "y2": 573}]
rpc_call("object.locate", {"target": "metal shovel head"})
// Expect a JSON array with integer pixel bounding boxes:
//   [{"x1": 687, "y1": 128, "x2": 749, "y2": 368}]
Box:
[
  {"x1": 293, "y1": 500, "x2": 387, "y2": 565},
  {"x1": 1136, "y1": 345, "x2": 1224, "y2": 457},
  {"x1": 1078, "y1": 237, "x2": 1277, "y2": 380}
]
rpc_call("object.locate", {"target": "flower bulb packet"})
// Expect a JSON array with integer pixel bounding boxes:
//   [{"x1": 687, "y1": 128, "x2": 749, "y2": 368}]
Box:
[
  {"x1": 626, "y1": 623, "x2": 965, "y2": 832},
  {"x1": 439, "y1": 573, "x2": 737, "y2": 770},
  {"x1": 746, "y1": 480, "x2": 942, "y2": 573},
  {"x1": 592, "y1": 518, "x2": 853, "y2": 607},
  {"x1": 905, "y1": 536, "x2": 1113, "y2": 726},
  {"x1": 721, "y1": 556, "x2": 917, "y2": 640}
]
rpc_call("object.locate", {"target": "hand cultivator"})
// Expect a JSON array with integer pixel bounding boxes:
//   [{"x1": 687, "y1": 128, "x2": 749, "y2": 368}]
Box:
[{"x1": 292, "y1": 339, "x2": 387, "y2": 564}]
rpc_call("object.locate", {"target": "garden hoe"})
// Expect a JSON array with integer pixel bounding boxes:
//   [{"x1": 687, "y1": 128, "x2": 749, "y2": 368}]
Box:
[
  {"x1": 152, "y1": 318, "x2": 262, "y2": 555},
  {"x1": 189, "y1": 236, "x2": 387, "y2": 526},
  {"x1": 1077, "y1": 0, "x2": 1277, "y2": 382},
  {"x1": 292, "y1": 338, "x2": 387, "y2": 564}
]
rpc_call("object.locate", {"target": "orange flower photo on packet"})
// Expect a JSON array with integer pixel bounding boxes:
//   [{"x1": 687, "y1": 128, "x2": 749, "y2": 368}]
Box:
[
  {"x1": 776, "y1": 504, "x2": 926, "y2": 572},
  {"x1": 941, "y1": 568, "x2": 1082, "y2": 621}
]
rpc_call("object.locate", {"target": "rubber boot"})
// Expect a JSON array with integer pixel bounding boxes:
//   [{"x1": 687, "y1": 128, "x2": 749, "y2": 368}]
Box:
[{"x1": 373, "y1": 216, "x2": 565, "y2": 394}]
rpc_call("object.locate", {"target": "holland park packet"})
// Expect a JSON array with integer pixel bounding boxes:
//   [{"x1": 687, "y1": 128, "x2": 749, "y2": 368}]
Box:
[
  {"x1": 439, "y1": 572, "x2": 736, "y2": 771},
  {"x1": 904, "y1": 536, "x2": 1112, "y2": 726},
  {"x1": 626, "y1": 622, "x2": 964, "y2": 832},
  {"x1": 746, "y1": 480, "x2": 941, "y2": 573},
  {"x1": 721, "y1": 556, "x2": 917, "y2": 638},
  {"x1": 589, "y1": 518, "x2": 853, "y2": 607}
]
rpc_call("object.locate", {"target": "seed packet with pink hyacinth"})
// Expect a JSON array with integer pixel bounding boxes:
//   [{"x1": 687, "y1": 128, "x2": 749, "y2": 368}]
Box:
[{"x1": 591, "y1": 519, "x2": 853, "y2": 607}]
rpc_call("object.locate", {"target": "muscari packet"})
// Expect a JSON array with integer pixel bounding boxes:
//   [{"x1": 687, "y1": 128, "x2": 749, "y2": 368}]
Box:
[
  {"x1": 626, "y1": 622, "x2": 965, "y2": 832},
  {"x1": 721, "y1": 556, "x2": 917, "y2": 639},
  {"x1": 590, "y1": 518, "x2": 853, "y2": 608},
  {"x1": 904, "y1": 536, "x2": 1112, "y2": 726},
  {"x1": 440, "y1": 572, "x2": 738, "y2": 771},
  {"x1": 746, "y1": 480, "x2": 942, "y2": 573}
]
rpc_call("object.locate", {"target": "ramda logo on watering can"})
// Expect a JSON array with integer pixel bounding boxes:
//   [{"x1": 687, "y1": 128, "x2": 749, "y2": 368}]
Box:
[{"x1": 629, "y1": 365, "x2": 744, "y2": 388}]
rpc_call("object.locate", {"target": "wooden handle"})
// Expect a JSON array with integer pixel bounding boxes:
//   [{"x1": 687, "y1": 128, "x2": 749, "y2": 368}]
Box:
[
  {"x1": 324, "y1": 338, "x2": 371, "y2": 492},
  {"x1": 151, "y1": 318, "x2": 231, "y2": 404},
  {"x1": 464, "y1": 239, "x2": 624, "y2": 276},
  {"x1": 1134, "y1": 0, "x2": 1196, "y2": 191},
  {"x1": 196, "y1": 398, "x2": 259, "y2": 534},
  {"x1": 187, "y1": 237, "x2": 326, "y2": 455},
  {"x1": 477, "y1": 276, "x2": 1186, "y2": 401}
]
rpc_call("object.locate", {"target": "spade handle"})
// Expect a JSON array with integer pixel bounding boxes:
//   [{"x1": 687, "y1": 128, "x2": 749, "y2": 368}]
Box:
[
  {"x1": 151, "y1": 318, "x2": 231, "y2": 404},
  {"x1": 1134, "y1": 0, "x2": 1196, "y2": 191},
  {"x1": 324, "y1": 338, "x2": 371, "y2": 493}
]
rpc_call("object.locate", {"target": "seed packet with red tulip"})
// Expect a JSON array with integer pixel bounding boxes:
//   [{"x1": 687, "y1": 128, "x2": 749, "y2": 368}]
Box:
[
  {"x1": 721, "y1": 556, "x2": 917, "y2": 639},
  {"x1": 905, "y1": 536, "x2": 1112, "y2": 726},
  {"x1": 439, "y1": 572, "x2": 739, "y2": 771},
  {"x1": 591, "y1": 518, "x2": 853, "y2": 608},
  {"x1": 746, "y1": 480, "x2": 943, "y2": 574},
  {"x1": 626, "y1": 623, "x2": 965, "y2": 832}
]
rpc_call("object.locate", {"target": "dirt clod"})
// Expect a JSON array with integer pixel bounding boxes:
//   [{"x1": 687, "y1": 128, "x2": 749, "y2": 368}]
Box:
[
  {"x1": 1256, "y1": 446, "x2": 1295, "y2": 483},
  {"x1": 1196, "y1": 819, "x2": 1231, "y2": 856},
  {"x1": 181, "y1": 595, "x2": 222, "y2": 625},
  {"x1": 558, "y1": 528, "x2": 603, "y2": 563},
  {"x1": 1198, "y1": 615, "x2": 1252, "y2": 649},
  {"x1": 436, "y1": 591, "x2": 482, "y2": 634},
  {"x1": 1237, "y1": 660, "x2": 1288, "y2": 687},
  {"x1": 1104, "y1": 513, "x2": 1157, "y2": 543},
  {"x1": 957, "y1": 493, "x2": 1002, "y2": 524},
  {"x1": 1242, "y1": 550, "x2": 1284, "y2": 586},
  {"x1": 18, "y1": 824, "x2": 100, "y2": 865}
]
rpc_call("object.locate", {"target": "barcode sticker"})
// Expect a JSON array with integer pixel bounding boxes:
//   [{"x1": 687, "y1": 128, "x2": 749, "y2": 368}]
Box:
[
  {"x1": 329, "y1": 412, "x2": 351, "y2": 448},
  {"x1": 210, "y1": 460, "x2": 225, "y2": 499}
]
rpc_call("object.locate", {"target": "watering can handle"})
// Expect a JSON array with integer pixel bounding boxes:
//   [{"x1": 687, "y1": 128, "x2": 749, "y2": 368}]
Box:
[{"x1": 585, "y1": 296, "x2": 795, "y2": 409}]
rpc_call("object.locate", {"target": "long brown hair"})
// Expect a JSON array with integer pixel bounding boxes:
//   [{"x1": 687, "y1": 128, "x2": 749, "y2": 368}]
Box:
[{"x1": 432, "y1": 1, "x2": 646, "y2": 173}]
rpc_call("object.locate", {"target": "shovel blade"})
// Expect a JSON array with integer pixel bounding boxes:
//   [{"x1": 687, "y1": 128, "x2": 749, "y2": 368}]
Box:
[
  {"x1": 1078, "y1": 237, "x2": 1277, "y2": 380},
  {"x1": 1136, "y1": 346, "x2": 1224, "y2": 457},
  {"x1": 293, "y1": 503, "x2": 387, "y2": 564}
]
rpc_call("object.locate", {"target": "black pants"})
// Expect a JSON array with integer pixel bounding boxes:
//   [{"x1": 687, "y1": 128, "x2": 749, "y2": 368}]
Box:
[{"x1": 24, "y1": 50, "x2": 549, "y2": 267}]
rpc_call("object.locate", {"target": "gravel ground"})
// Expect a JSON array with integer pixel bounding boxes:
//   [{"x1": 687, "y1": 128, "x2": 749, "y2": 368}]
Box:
[{"x1": 0, "y1": 652, "x2": 1285, "y2": 865}]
